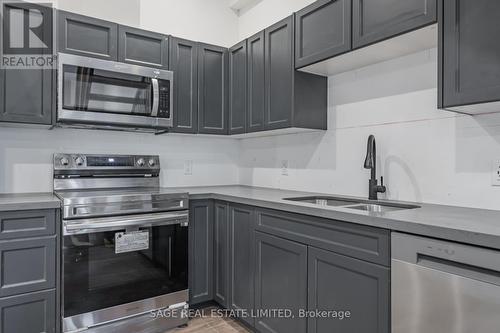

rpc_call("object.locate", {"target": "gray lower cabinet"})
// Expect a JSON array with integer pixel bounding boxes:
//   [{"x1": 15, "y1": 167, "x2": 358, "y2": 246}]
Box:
[
  {"x1": 169, "y1": 37, "x2": 199, "y2": 133},
  {"x1": 118, "y1": 25, "x2": 169, "y2": 69},
  {"x1": 57, "y1": 10, "x2": 118, "y2": 60},
  {"x1": 308, "y1": 246, "x2": 390, "y2": 333},
  {"x1": 213, "y1": 202, "x2": 229, "y2": 307},
  {"x1": 228, "y1": 204, "x2": 255, "y2": 327},
  {"x1": 0, "y1": 209, "x2": 59, "y2": 333},
  {"x1": 439, "y1": 0, "x2": 500, "y2": 114},
  {"x1": 247, "y1": 31, "x2": 266, "y2": 133},
  {"x1": 0, "y1": 2, "x2": 54, "y2": 125},
  {"x1": 229, "y1": 41, "x2": 248, "y2": 135},
  {"x1": 0, "y1": 237, "x2": 56, "y2": 297},
  {"x1": 0, "y1": 289, "x2": 56, "y2": 333},
  {"x1": 198, "y1": 43, "x2": 229, "y2": 135},
  {"x1": 352, "y1": 0, "x2": 437, "y2": 49},
  {"x1": 295, "y1": 0, "x2": 352, "y2": 68},
  {"x1": 265, "y1": 16, "x2": 327, "y2": 131},
  {"x1": 254, "y1": 232, "x2": 307, "y2": 333},
  {"x1": 188, "y1": 200, "x2": 214, "y2": 305}
]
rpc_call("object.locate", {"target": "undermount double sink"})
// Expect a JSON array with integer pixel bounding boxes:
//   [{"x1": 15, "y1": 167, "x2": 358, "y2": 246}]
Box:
[{"x1": 284, "y1": 196, "x2": 420, "y2": 213}]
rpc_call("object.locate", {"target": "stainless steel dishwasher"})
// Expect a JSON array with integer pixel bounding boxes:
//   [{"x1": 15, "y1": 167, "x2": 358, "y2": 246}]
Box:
[{"x1": 392, "y1": 232, "x2": 500, "y2": 333}]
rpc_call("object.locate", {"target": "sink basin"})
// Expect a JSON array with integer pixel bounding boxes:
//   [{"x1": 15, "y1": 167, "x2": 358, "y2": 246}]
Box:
[
  {"x1": 345, "y1": 203, "x2": 419, "y2": 213},
  {"x1": 284, "y1": 196, "x2": 365, "y2": 207},
  {"x1": 284, "y1": 196, "x2": 420, "y2": 213}
]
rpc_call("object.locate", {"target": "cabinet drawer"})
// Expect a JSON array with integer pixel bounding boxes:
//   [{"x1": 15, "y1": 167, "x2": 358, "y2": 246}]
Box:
[
  {"x1": 255, "y1": 208, "x2": 390, "y2": 266},
  {"x1": 0, "y1": 237, "x2": 56, "y2": 297},
  {"x1": 0, "y1": 289, "x2": 56, "y2": 333},
  {"x1": 0, "y1": 209, "x2": 56, "y2": 240}
]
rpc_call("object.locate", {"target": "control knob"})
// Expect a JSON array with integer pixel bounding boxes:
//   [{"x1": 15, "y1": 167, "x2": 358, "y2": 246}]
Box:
[
  {"x1": 75, "y1": 156, "x2": 85, "y2": 166},
  {"x1": 137, "y1": 158, "x2": 145, "y2": 167},
  {"x1": 148, "y1": 158, "x2": 156, "y2": 167},
  {"x1": 60, "y1": 157, "x2": 70, "y2": 166}
]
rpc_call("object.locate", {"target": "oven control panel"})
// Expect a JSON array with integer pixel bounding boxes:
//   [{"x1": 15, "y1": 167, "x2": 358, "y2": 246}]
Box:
[{"x1": 54, "y1": 154, "x2": 160, "y2": 170}]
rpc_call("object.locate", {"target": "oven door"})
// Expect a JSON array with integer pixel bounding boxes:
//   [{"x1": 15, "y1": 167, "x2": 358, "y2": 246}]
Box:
[
  {"x1": 57, "y1": 53, "x2": 173, "y2": 129},
  {"x1": 62, "y1": 211, "x2": 188, "y2": 332}
]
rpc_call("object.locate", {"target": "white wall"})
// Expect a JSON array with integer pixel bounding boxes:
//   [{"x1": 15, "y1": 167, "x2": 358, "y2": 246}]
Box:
[
  {"x1": 0, "y1": 128, "x2": 239, "y2": 193},
  {"x1": 237, "y1": 0, "x2": 314, "y2": 39},
  {"x1": 238, "y1": 48, "x2": 500, "y2": 210},
  {"x1": 49, "y1": 0, "x2": 239, "y2": 47},
  {"x1": 139, "y1": 0, "x2": 239, "y2": 47}
]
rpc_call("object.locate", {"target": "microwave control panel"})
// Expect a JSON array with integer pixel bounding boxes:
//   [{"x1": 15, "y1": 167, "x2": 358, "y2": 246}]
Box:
[{"x1": 158, "y1": 80, "x2": 170, "y2": 118}]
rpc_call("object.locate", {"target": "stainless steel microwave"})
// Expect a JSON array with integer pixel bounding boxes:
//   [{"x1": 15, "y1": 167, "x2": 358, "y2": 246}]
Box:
[{"x1": 57, "y1": 53, "x2": 173, "y2": 131}]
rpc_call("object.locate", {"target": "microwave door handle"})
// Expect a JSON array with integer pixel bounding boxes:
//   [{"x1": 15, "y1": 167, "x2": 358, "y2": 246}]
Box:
[{"x1": 151, "y1": 78, "x2": 160, "y2": 117}]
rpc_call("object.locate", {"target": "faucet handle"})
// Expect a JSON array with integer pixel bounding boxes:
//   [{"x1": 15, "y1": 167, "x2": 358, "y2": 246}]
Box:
[{"x1": 380, "y1": 176, "x2": 384, "y2": 187}]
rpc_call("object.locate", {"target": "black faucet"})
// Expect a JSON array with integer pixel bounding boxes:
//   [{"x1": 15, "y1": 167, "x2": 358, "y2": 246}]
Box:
[{"x1": 364, "y1": 135, "x2": 386, "y2": 200}]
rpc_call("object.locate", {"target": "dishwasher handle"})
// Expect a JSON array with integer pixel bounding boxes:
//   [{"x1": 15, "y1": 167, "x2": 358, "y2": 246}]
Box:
[{"x1": 392, "y1": 232, "x2": 500, "y2": 285}]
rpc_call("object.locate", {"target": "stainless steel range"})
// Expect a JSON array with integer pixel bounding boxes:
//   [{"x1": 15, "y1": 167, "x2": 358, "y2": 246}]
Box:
[{"x1": 54, "y1": 153, "x2": 189, "y2": 333}]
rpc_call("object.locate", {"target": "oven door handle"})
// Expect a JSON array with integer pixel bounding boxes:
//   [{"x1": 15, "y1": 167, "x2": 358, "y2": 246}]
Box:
[
  {"x1": 151, "y1": 78, "x2": 160, "y2": 117},
  {"x1": 63, "y1": 211, "x2": 188, "y2": 235}
]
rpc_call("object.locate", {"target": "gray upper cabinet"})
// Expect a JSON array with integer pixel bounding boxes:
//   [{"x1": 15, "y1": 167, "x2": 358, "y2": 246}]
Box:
[
  {"x1": 295, "y1": 0, "x2": 352, "y2": 68},
  {"x1": 0, "y1": 290, "x2": 56, "y2": 333},
  {"x1": 57, "y1": 10, "x2": 118, "y2": 60},
  {"x1": 188, "y1": 200, "x2": 214, "y2": 305},
  {"x1": 308, "y1": 247, "x2": 390, "y2": 333},
  {"x1": 440, "y1": 0, "x2": 500, "y2": 114},
  {"x1": 247, "y1": 31, "x2": 266, "y2": 133},
  {"x1": 254, "y1": 232, "x2": 307, "y2": 333},
  {"x1": 213, "y1": 202, "x2": 229, "y2": 307},
  {"x1": 169, "y1": 37, "x2": 198, "y2": 133},
  {"x1": 118, "y1": 25, "x2": 169, "y2": 69},
  {"x1": 228, "y1": 204, "x2": 254, "y2": 327},
  {"x1": 265, "y1": 15, "x2": 328, "y2": 131},
  {"x1": 265, "y1": 16, "x2": 294, "y2": 130},
  {"x1": 198, "y1": 43, "x2": 229, "y2": 135},
  {"x1": 229, "y1": 41, "x2": 248, "y2": 134},
  {"x1": 0, "y1": 2, "x2": 53, "y2": 125},
  {"x1": 352, "y1": 0, "x2": 437, "y2": 49}
]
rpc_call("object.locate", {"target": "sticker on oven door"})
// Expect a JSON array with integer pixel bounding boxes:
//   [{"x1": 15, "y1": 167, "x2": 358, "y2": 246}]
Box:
[{"x1": 115, "y1": 231, "x2": 149, "y2": 253}]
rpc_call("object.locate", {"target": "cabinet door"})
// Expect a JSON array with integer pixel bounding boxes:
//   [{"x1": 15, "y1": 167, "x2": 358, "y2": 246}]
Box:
[
  {"x1": 228, "y1": 204, "x2": 254, "y2": 326},
  {"x1": 295, "y1": 0, "x2": 352, "y2": 68},
  {"x1": 308, "y1": 247, "x2": 390, "y2": 333},
  {"x1": 0, "y1": 236, "x2": 56, "y2": 297},
  {"x1": 229, "y1": 41, "x2": 247, "y2": 134},
  {"x1": 118, "y1": 25, "x2": 169, "y2": 69},
  {"x1": 0, "y1": 289, "x2": 56, "y2": 333},
  {"x1": 265, "y1": 16, "x2": 294, "y2": 130},
  {"x1": 247, "y1": 31, "x2": 266, "y2": 133},
  {"x1": 254, "y1": 232, "x2": 307, "y2": 333},
  {"x1": 214, "y1": 202, "x2": 229, "y2": 307},
  {"x1": 57, "y1": 10, "x2": 118, "y2": 60},
  {"x1": 441, "y1": 0, "x2": 500, "y2": 110},
  {"x1": 352, "y1": 0, "x2": 437, "y2": 49},
  {"x1": 0, "y1": 3, "x2": 53, "y2": 125},
  {"x1": 169, "y1": 37, "x2": 198, "y2": 133},
  {"x1": 198, "y1": 43, "x2": 229, "y2": 135},
  {"x1": 188, "y1": 200, "x2": 214, "y2": 305}
]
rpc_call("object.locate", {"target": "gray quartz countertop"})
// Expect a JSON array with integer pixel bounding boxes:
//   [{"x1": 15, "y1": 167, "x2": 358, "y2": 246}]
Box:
[
  {"x1": 166, "y1": 185, "x2": 500, "y2": 250},
  {"x1": 0, "y1": 192, "x2": 61, "y2": 211}
]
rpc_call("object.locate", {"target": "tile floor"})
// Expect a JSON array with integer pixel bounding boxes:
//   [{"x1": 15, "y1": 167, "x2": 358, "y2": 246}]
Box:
[{"x1": 168, "y1": 307, "x2": 251, "y2": 333}]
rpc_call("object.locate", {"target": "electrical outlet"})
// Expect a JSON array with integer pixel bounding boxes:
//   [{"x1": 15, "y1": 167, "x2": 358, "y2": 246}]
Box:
[
  {"x1": 492, "y1": 160, "x2": 500, "y2": 186},
  {"x1": 281, "y1": 160, "x2": 289, "y2": 176},
  {"x1": 184, "y1": 160, "x2": 193, "y2": 175}
]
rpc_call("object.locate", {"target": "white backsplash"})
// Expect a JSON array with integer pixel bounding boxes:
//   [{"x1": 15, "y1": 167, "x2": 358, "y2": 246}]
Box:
[{"x1": 0, "y1": 127, "x2": 239, "y2": 193}]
